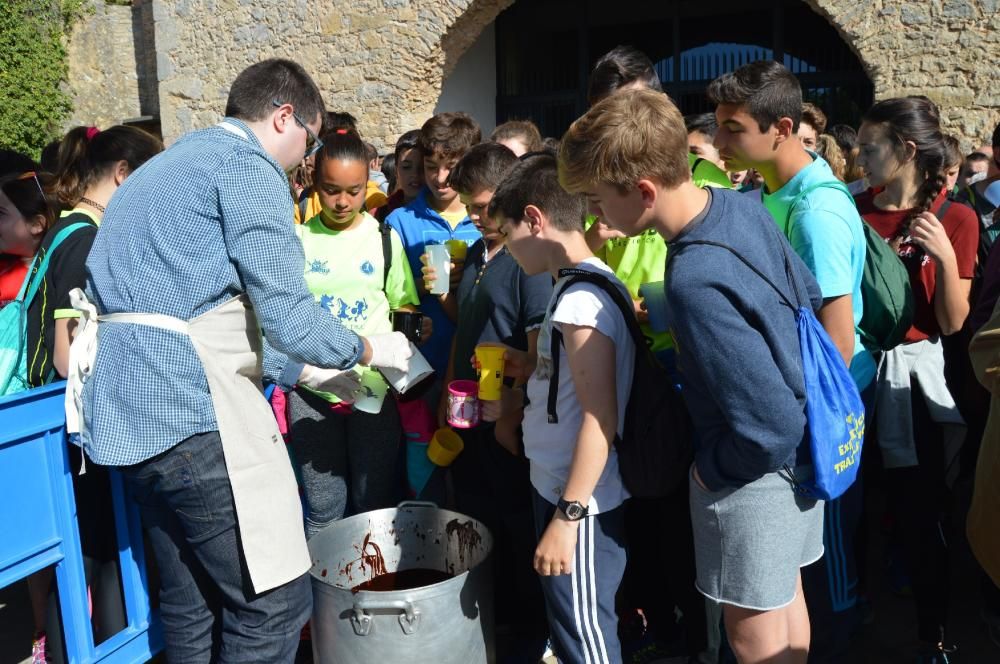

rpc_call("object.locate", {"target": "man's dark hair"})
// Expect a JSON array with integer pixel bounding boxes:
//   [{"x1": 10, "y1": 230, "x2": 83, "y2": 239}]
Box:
[
  {"x1": 489, "y1": 152, "x2": 585, "y2": 232},
  {"x1": 684, "y1": 113, "x2": 718, "y2": 139},
  {"x1": 448, "y1": 142, "x2": 518, "y2": 195},
  {"x1": 993, "y1": 121, "x2": 1000, "y2": 148},
  {"x1": 707, "y1": 60, "x2": 803, "y2": 132},
  {"x1": 587, "y1": 46, "x2": 662, "y2": 106},
  {"x1": 967, "y1": 151, "x2": 991, "y2": 163},
  {"x1": 225, "y1": 59, "x2": 326, "y2": 125},
  {"x1": 418, "y1": 112, "x2": 481, "y2": 160},
  {"x1": 828, "y1": 124, "x2": 858, "y2": 154}
]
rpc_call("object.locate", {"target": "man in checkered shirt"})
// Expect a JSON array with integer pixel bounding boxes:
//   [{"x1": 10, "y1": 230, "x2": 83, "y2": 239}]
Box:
[{"x1": 82, "y1": 60, "x2": 412, "y2": 661}]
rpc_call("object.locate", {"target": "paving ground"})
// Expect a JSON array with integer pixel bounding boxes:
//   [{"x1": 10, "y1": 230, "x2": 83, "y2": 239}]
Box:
[{"x1": 2, "y1": 480, "x2": 996, "y2": 664}]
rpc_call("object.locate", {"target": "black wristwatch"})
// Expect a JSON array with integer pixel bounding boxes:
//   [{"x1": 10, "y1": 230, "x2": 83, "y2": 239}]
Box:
[{"x1": 557, "y1": 498, "x2": 589, "y2": 521}]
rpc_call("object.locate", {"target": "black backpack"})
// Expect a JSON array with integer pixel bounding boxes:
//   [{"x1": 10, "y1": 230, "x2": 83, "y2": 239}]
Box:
[{"x1": 545, "y1": 268, "x2": 693, "y2": 498}]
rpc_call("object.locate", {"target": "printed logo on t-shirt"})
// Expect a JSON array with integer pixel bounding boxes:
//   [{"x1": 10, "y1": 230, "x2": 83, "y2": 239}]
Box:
[
  {"x1": 320, "y1": 294, "x2": 370, "y2": 323},
  {"x1": 361, "y1": 260, "x2": 375, "y2": 276},
  {"x1": 307, "y1": 259, "x2": 330, "y2": 275}
]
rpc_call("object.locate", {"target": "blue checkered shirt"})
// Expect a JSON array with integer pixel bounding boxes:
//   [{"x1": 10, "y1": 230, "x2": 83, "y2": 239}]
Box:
[{"x1": 82, "y1": 119, "x2": 364, "y2": 466}]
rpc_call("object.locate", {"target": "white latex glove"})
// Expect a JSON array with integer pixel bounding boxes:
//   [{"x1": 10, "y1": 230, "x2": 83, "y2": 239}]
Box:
[
  {"x1": 366, "y1": 332, "x2": 413, "y2": 373},
  {"x1": 298, "y1": 365, "x2": 362, "y2": 402}
]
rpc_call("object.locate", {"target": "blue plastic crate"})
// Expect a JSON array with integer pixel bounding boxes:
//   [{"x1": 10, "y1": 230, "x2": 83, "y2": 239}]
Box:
[{"x1": 0, "y1": 383, "x2": 163, "y2": 663}]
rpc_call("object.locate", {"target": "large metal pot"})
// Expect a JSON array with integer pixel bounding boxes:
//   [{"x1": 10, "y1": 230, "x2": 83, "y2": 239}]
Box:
[{"x1": 309, "y1": 501, "x2": 495, "y2": 664}]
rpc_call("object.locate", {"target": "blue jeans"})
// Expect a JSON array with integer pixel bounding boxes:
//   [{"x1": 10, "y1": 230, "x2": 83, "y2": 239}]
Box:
[{"x1": 121, "y1": 431, "x2": 311, "y2": 663}]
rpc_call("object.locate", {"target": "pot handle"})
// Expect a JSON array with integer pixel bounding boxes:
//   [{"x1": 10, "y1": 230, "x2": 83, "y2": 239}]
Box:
[
  {"x1": 397, "y1": 500, "x2": 438, "y2": 509},
  {"x1": 351, "y1": 599, "x2": 421, "y2": 636}
]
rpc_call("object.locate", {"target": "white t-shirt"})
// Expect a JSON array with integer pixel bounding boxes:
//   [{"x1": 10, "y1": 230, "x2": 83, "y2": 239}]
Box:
[{"x1": 523, "y1": 258, "x2": 634, "y2": 513}]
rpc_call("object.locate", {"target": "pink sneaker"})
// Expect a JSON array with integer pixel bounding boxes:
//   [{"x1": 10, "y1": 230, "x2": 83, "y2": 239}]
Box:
[{"x1": 31, "y1": 631, "x2": 48, "y2": 664}]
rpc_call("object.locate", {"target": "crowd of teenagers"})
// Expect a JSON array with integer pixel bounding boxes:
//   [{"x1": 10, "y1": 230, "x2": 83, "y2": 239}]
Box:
[{"x1": 2, "y1": 44, "x2": 1000, "y2": 664}]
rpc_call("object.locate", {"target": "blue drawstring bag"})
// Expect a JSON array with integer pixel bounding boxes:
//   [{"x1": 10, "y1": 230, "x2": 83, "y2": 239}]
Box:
[{"x1": 676, "y1": 240, "x2": 865, "y2": 501}]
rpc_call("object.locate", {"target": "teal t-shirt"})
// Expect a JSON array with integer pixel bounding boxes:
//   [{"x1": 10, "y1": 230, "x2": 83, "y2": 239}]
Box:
[{"x1": 762, "y1": 154, "x2": 876, "y2": 389}]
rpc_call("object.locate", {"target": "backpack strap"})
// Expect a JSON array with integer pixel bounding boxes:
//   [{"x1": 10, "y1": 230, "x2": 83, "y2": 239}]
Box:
[
  {"x1": 783, "y1": 180, "x2": 855, "y2": 235},
  {"x1": 671, "y1": 239, "x2": 801, "y2": 311},
  {"x1": 545, "y1": 269, "x2": 650, "y2": 425},
  {"x1": 379, "y1": 219, "x2": 392, "y2": 288},
  {"x1": 21, "y1": 222, "x2": 93, "y2": 309}
]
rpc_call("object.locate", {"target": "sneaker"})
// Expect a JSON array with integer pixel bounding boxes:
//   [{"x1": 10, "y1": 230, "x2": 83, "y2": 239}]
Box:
[{"x1": 31, "y1": 632, "x2": 47, "y2": 664}]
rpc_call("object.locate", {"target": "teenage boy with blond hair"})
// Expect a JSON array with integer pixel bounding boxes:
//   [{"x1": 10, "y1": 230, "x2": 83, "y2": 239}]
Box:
[
  {"x1": 559, "y1": 87, "x2": 825, "y2": 664},
  {"x1": 484, "y1": 152, "x2": 634, "y2": 664}
]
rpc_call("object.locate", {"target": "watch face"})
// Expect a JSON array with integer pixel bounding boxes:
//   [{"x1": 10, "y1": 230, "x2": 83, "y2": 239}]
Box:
[{"x1": 565, "y1": 502, "x2": 585, "y2": 520}]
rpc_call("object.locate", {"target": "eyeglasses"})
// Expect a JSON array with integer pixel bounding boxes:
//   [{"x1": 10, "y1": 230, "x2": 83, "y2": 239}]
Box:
[
  {"x1": 272, "y1": 99, "x2": 323, "y2": 160},
  {"x1": 17, "y1": 171, "x2": 45, "y2": 198}
]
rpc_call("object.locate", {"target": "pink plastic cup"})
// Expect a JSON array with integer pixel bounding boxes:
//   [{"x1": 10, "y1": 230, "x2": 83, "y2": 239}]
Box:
[{"x1": 447, "y1": 380, "x2": 480, "y2": 429}]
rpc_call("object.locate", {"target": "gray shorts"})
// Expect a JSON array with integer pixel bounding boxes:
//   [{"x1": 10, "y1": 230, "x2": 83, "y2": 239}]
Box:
[{"x1": 689, "y1": 466, "x2": 824, "y2": 610}]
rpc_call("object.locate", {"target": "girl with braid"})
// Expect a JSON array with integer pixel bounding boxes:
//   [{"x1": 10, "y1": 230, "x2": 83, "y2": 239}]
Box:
[{"x1": 855, "y1": 96, "x2": 978, "y2": 663}]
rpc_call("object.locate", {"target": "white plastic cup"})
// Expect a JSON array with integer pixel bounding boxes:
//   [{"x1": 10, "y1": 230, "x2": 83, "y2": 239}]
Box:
[
  {"x1": 352, "y1": 369, "x2": 388, "y2": 414},
  {"x1": 379, "y1": 343, "x2": 434, "y2": 395},
  {"x1": 426, "y1": 244, "x2": 451, "y2": 295}
]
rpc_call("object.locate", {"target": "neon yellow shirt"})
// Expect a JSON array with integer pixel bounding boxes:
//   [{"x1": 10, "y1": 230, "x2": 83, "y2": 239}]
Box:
[{"x1": 296, "y1": 211, "x2": 420, "y2": 400}]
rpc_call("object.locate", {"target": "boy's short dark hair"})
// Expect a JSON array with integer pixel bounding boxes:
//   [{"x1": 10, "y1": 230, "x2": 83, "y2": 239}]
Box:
[
  {"x1": 489, "y1": 152, "x2": 585, "y2": 232},
  {"x1": 967, "y1": 151, "x2": 991, "y2": 164},
  {"x1": 448, "y1": 142, "x2": 518, "y2": 194},
  {"x1": 800, "y1": 102, "x2": 828, "y2": 134},
  {"x1": 588, "y1": 45, "x2": 662, "y2": 106},
  {"x1": 992, "y1": 121, "x2": 1000, "y2": 148},
  {"x1": 685, "y1": 113, "x2": 718, "y2": 138},
  {"x1": 364, "y1": 141, "x2": 378, "y2": 164},
  {"x1": 394, "y1": 129, "x2": 422, "y2": 161},
  {"x1": 490, "y1": 120, "x2": 543, "y2": 152},
  {"x1": 707, "y1": 61, "x2": 803, "y2": 133},
  {"x1": 225, "y1": 59, "x2": 325, "y2": 124},
  {"x1": 418, "y1": 112, "x2": 481, "y2": 160},
  {"x1": 828, "y1": 124, "x2": 858, "y2": 154},
  {"x1": 942, "y1": 135, "x2": 962, "y2": 169}
]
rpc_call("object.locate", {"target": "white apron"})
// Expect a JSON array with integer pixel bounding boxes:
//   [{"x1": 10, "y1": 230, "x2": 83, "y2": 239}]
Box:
[{"x1": 66, "y1": 290, "x2": 310, "y2": 594}]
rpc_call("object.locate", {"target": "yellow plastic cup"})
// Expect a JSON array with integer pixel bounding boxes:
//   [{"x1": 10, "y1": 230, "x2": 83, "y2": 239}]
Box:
[
  {"x1": 446, "y1": 239, "x2": 468, "y2": 260},
  {"x1": 427, "y1": 427, "x2": 464, "y2": 467},
  {"x1": 474, "y1": 343, "x2": 506, "y2": 401}
]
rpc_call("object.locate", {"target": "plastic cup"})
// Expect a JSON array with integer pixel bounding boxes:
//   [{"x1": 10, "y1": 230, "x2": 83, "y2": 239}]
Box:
[
  {"x1": 426, "y1": 427, "x2": 465, "y2": 466},
  {"x1": 447, "y1": 380, "x2": 480, "y2": 429},
  {"x1": 426, "y1": 244, "x2": 451, "y2": 295},
  {"x1": 474, "y1": 343, "x2": 506, "y2": 401},
  {"x1": 446, "y1": 239, "x2": 468, "y2": 260},
  {"x1": 638, "y1": 281, "x2": 669, "y2": 333},
  {"x1": 379, "y1": 343, "x2": 434, "y2": 396},
  {"x1": 352, "y1": 369, "x2": 388, "y2": 414}
]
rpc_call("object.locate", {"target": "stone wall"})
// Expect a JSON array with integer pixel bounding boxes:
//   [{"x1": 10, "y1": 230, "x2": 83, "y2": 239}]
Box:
[
  {"x1": 151, "y1": 0, "x2": 513, "y2": 150},
  {"x1": 67, "y1": 0, "x2": 999, "y2": 151},
  {"x1": 809, "y1": 0, "x2": 1000, "y2": 152},
  {"x1": 65, "y1": 0, "x2": 144, "y2": 130}
]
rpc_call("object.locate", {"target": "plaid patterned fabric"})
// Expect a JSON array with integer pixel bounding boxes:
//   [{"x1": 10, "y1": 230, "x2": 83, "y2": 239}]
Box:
[{"x1": 82, "y1": 119, "x2": 363, "y2": 466}]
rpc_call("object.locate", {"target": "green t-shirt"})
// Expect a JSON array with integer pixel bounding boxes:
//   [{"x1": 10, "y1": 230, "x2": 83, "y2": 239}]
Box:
[
  {"x1": 296, "y1": 211, "x2": 420, "y2": 400},
  {"x1": 589, "y1": 153, "x2": 734, "y2": 352}
]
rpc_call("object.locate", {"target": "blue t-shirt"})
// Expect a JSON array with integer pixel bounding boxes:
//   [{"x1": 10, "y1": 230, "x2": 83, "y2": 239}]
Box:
[
  {"x1": 385, "y1": 190, "x2": 482, "y2": 374},
  {"x1": 762, "y1": 154, "x2": 876, "y2": 390}
]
